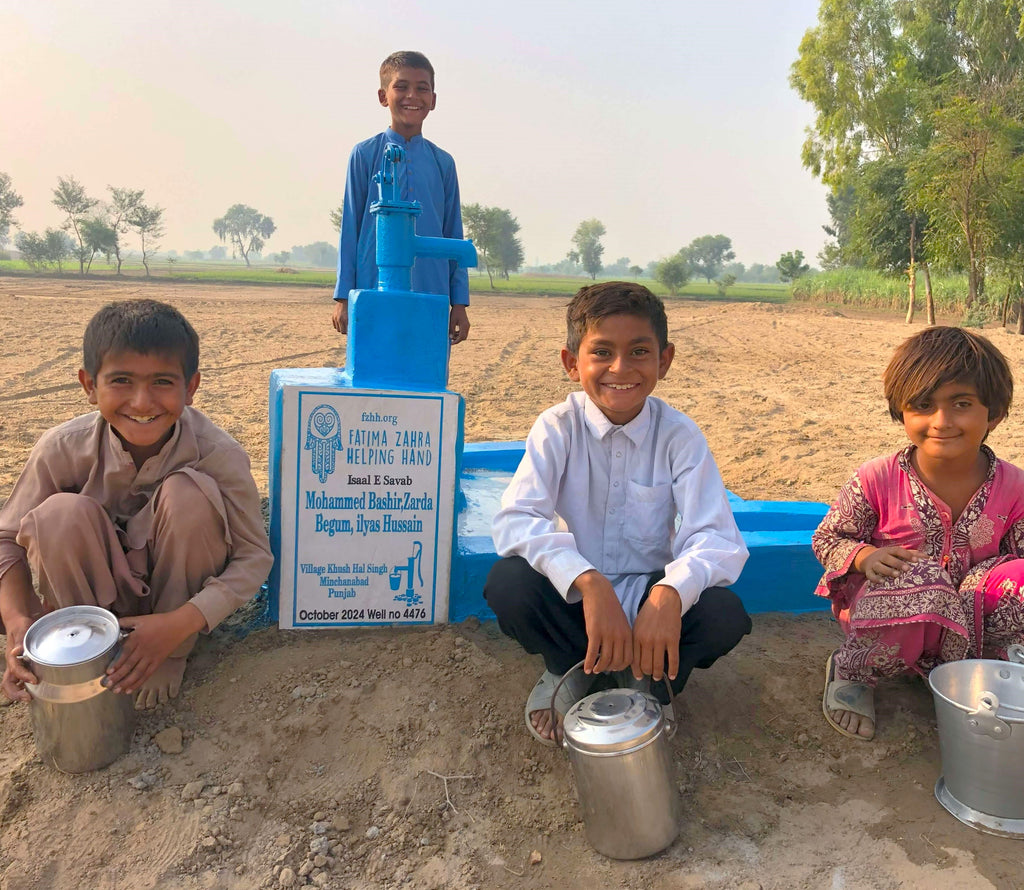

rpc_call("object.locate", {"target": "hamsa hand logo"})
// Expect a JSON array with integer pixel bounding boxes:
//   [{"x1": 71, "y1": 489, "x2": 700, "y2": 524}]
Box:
[{"x1": 304, "y1": 404, "x2": 343, "y2": 483}]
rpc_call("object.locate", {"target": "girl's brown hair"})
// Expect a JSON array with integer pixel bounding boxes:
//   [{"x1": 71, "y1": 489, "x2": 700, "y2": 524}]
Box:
[{"x1": 883, "y1": 326, "x2": 1012, "y2": 422}]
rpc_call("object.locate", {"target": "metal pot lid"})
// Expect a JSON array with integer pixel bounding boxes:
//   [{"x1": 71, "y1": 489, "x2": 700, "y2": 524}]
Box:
[
  {"x1": 563, "y1": 689, "x2": 664, "y2": 753},
  {"x1": 23, "y1": 606, "x2": 120, "y2": 666}
]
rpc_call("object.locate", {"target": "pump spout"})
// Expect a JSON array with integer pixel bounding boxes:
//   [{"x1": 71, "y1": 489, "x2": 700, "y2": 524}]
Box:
[{"x1": 413, "y1": 235, "x2": 477, "y2": 269}]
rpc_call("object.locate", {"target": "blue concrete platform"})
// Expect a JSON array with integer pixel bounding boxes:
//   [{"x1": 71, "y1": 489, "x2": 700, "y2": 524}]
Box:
[{"x1": 450, "y1": 442, "x2": 831, "y2": 622}]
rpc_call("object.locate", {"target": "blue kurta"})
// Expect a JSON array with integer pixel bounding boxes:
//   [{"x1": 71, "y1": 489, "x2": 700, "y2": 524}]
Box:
[{"x1": 333, "y1": 128, "x2": 469, "y2": 306}]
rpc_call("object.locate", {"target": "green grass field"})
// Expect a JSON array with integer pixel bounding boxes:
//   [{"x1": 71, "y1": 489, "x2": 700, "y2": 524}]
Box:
[
  {"x1": 2, "y1": 259, "x2": 991, "y2": 322},
  {"x1": 0, "y1": 259, "x2": 337, "y2": 287},
  {"x1": 0, "y1": 260, "x2": 792, "y2": 302}
]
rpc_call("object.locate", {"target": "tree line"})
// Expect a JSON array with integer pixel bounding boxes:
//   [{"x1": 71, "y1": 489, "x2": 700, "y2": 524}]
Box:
[
  {"x1": 2, "y1": 174, "x2": 794, "y2": 287},
  {"x1": 0, "y1": 175, "x2": 165, "y2": 275},
  {"x1": 792, "y1": 0, "x2": 1024, "y2": 327}
]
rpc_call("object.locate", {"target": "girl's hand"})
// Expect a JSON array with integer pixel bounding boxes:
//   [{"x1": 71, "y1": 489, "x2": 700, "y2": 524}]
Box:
[{"x1": 857, "y1": 546, "x2": 927, "y2": 583}]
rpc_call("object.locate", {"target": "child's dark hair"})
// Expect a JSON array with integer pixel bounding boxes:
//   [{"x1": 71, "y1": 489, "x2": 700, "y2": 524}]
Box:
[
  {"x1": 565, "y1": 281, "x2": 669, "y2": 353},
  {"x1": 380, "y1": 51, "x2": 435, "y2": 89},
  {"x1": 83, "y1": 300, "x2": 199, "y2": 379},
  {"x1": 883, "y1": 326, "x2": 1012, "y2": 422}
]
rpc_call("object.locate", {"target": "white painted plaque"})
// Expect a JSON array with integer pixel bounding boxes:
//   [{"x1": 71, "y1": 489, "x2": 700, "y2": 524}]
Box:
[{"x1": 277, "y1": 387, "x2": 459, "y2": 628}]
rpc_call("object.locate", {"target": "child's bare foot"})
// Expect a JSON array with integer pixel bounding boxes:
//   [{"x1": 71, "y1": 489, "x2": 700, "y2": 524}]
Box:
[
  {"x1": 134, "y1": 656, "x2": 187, "y2": 710},
  {"x1": 829, "y1": 703, "x2": 875, "y2": 739},
  {"x1": 525, "y1": 669, "x2": 594, "y2": 747},
  {"x1": 529, "y1": 705, "x2": 563, "y2": 744}
]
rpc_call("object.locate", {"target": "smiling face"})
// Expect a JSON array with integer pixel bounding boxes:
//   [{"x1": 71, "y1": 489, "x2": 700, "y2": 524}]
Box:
[
  {"x1": 378, "y1": 66, "x2": 436, "y2": 139},
  {"x1": 79, "y1": 349, "x2": 200, "y2": 467},
  {"x1": 901, "y1": 380, "x2": 1002, "y2": 466},
  {"x1": 561, "y1": 313, "x2": 674, "y2": 425}
]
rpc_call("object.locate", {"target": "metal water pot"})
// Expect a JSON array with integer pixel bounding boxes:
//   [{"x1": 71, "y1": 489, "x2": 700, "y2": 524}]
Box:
[
  {"x1": 929, "y1": 644, "x2": 1024, "y2": 837},
  {"x1": 553, "y1": 662, "x2": 681, "y2": 859},
  {"x1": 21, "y1": 605, "x2": 136, "y2": 773}
]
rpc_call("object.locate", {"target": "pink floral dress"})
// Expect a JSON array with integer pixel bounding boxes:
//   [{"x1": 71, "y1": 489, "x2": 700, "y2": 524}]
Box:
[{"x1": 813, "y1": 445, "x2": 1024, "y2": 684}]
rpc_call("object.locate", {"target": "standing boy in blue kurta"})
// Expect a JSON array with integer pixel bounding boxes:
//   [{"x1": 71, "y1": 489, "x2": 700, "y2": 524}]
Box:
[{"x1": 331, "y1": 50, "x2": 470, "y2": 345}]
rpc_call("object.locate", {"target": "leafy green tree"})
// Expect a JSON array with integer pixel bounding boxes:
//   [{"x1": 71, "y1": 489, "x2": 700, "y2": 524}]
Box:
[
  {"x1": 628, "y1": 265, "x2": 643, "y2": 279},
  {"x1": 15, "y1": 229, "x2": 75, "y2": 272},
  {"x1": 290, "y1": 241, "x2": 337, "y2": 267},
  {"x1": 794, "y1": 0, "x2": 1024, "y2": 318},
  {"x1": 45, "y1": 229, "x2": 75, "y2": 271},
  {"x1": 81, "y1": 217, "x2": 118, "y2": 273},
  {"x1": 847, "y1": 158, "x2": 933, "y2": 322},
  {"x1": 602, "y1": 256, "x2": 632, "y2": 276},
  {"x1": 107, "y1": 186, "x2": 144, "y2": 274},
  {"x1": 52, "y1": 175, "x2": 98, "y2": 274},
  {"x1": 463, "y1": 204, "x2": 524, "y2": 286},
  {"x1": 790, "y1": 0, "x2": 924, "y2": 187},
  {"x1": 14, "y1": 231, "x2": 48, "y2": 270},
  {"x1": 212, "y1": 204, "x2": 276, "y2": 266},
  {"x1": 818, "y1": 178, "x2": 857, "y2": 269},
  {"x1": 776, "y1": 250, "x2": 810, "y2": 282},
  {"x1": 463, "y1": 203, "x2": 497, "y2": 286},
  {"x1": 0, "y1": 172, "x2": 24, "y2": 248},
  {"x1": 790, "y1": 0, "x2": 944, "y2": 311},
  {"x1": 655, "y1": 253, "x2": 691, "y2": 295},
  {"x1": 568, "y1": 218, "x2": 606, "y2": 279},
  {"x1": 714, "y1": 273, "x2": 737, "y2": 296},
  {"x1": 908, "y1": 96, "x2": 1020, "y2": 306},
  {"x1": 127, "y1": 204, "x2": 165, "y2": 276},
  {"x1": 684, "y1": 234, "x2": 735, "y2": 283},
  {"x1": 330, "y1": 204, "x2": 343, "y2": 233},
  {"x1": 495, "y1": 211, "x2": 524, "y2": 279},
  {"x1": 908, "y1": 1, "x2": 1024, "y2": 308}
]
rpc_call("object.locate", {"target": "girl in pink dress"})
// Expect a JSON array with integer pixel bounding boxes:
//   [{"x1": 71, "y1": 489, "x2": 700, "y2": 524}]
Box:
[{"x1": 813, "y1": 326, "x2": 1024, "y2": 740}]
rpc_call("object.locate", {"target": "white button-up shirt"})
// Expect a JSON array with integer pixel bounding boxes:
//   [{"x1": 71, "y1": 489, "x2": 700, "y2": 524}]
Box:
[{"x1": 492, "y1": 392, "x2": 748, "y2": 623}]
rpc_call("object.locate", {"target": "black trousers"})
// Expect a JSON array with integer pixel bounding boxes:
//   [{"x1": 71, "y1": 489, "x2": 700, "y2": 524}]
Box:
[{"x1": 483, "y1": 555, "x2": 752, "y2": 704}]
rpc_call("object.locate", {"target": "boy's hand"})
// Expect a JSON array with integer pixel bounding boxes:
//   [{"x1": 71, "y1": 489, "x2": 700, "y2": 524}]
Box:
[
  {"x1": 856, "y1": 545, "x2": 926, "y2": 582},
  {"x1": 2, "y1": 616, "x2": 38, "y2": 703},
  {"x1": 632, "y1": 584, "x2": 682, "y2": 683},
  {"x1": 331, "y1": 300, "x2": 349, "y2": 334},
  {"x1": 449, "y1": 305, "x2": 469, "y2": 344},
  {"x1": 1, "y1": 561, "x2": 42, "y2": 702},
  {"x1": 575, "y1": 570, "x2": 632, "y2": 674},
  {"x1": 106, "y1": 605, "x2": 206, "y2": 695}
]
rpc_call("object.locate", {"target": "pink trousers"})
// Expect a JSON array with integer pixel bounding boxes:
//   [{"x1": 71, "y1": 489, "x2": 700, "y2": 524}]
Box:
[{"x1": 834, "y1": 558, "x2": 1024, "y2": 684}]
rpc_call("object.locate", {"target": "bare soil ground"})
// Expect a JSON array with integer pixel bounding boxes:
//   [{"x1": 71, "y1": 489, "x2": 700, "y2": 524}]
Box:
[{"x1": 2, "y1": 278, "x2": 1024, "y2": 889}]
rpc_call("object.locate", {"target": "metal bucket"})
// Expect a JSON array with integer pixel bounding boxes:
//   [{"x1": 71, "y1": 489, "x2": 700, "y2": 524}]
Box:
[
  {"x1": 553, "y1": 662, "x2": 681, "y2": 859},
  {"x1": 929, "y1": 645, "x2": 1024, "y2": 837},
  {"x1": 22, "y1": 605, "x2": 136, "y2": 774}
]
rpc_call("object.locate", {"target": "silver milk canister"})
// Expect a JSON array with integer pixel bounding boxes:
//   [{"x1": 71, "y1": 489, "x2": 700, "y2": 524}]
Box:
[
  {"x1": 21, "y1": 605, "x2": 136, "y2": 773},
  {"x1": 554, "y1": 663, "x2": 681, "y2": 859}
]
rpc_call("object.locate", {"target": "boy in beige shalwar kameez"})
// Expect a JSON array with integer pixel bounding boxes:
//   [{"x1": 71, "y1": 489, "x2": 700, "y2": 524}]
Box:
[{"x1": 0, "y1": 300, "x2": 273, "y2": 708}]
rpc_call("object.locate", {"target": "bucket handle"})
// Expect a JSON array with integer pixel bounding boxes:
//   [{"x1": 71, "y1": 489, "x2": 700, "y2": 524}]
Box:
[
  {"x1": 966, "y1": 690, "x2": 1012, "y2": 740},
  {"x1": 24, "y1": 676, "x2": 109, "y2": 704},
  {"x1": 550, "y1": 660, "x2": 678, "y2": 746},
  {"x1": 1008, "y1": 644, "x2": 1024, "y2": 664}
]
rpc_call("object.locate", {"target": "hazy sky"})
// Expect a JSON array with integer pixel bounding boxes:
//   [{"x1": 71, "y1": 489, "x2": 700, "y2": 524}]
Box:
[{"x1": 4, "y1": 0, "x2": 828, "y2": 269}]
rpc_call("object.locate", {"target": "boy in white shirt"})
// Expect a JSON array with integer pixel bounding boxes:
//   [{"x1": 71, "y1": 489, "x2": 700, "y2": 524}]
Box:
[{"x1": 486, "y1": 281, "x2": 751, "y2": 745}]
